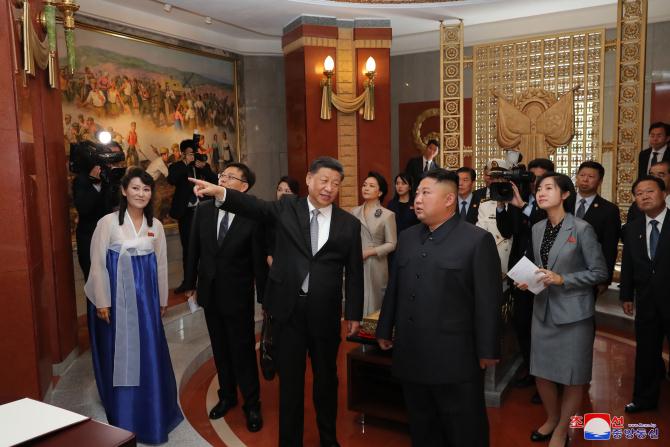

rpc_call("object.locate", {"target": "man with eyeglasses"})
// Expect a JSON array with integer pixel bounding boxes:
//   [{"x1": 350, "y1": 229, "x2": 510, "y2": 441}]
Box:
[
  {"x1": 183, "y1": 162, "x2": 267, "y2": 432},
  {"x1": 168, "y1": 139, "x2": 217, "y2": 293}
]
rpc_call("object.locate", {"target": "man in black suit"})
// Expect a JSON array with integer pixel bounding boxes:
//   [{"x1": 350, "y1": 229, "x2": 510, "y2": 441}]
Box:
[
  {"x1": 574, "y1": 161, "x2": 621, "y2": 293},
  {"x1": 456, "y1": 166, "x2": 483, "y2": 224},
  {"x1": 637, "y1": 122, "x2": 670, "y2": 180},
  {"x1": 167, "y1": 139, "x2": 217, "y2": 293},
  {"x1": 184, "y1": 162, "x2": 267, "y2": 431},
  {"x1": 628, "y1": 160, "x2": 670, "y2": 223},
  {"x1": 377, "y1": 169, "x2": 502, "y2": 447},
  {"x1": 404, "y1": 139, "x2": 440, "y2": 187},
  {"x1": 621, "y1": 176, "x2": 670, "y2": 413},
  {"x1": 496, "y1": 158, "x2": 553, "y2": 392},
  {"x1": 190, "y1": 157, "x2": 363, "y2": 447}
]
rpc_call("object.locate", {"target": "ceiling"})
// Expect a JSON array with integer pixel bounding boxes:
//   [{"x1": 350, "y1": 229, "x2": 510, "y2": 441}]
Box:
[{"x1": 76, "y1": 0, "x2": 670, "y2": 55}]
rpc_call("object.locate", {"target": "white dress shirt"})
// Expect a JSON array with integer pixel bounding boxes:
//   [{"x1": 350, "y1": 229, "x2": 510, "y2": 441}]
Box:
[
  {"x1": 216, "y1": 209, "x2": 235, "y2": 240},
  {"x1": 645, "y1": 207, "x2": 667, "y2": 259},
  {"x1": 459, "y1": 193, "x2": 473, "y2": 215},
  {"x1": 647, "y1": 144, "x2": 668, "y2": 174}
]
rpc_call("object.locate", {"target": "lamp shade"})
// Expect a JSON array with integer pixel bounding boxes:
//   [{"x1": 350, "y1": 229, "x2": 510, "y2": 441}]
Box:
[
  {"x1": 324, "y1": 55, "x2": 335, "y2": 72},
  {"x1": 365, "y1": 56, "x2": 376, "y2": 73}
]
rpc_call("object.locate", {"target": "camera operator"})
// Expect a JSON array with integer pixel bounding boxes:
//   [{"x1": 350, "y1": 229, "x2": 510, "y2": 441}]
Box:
[
  {"x1": 495, "y1": 157, "x2": 555, "y2": 398},
  {"x1": 71, "y1": 141, "x2": 125, "y2": 279},
  {"x1": 168, "y1": 139, "x2": 218, "y2": 294}
]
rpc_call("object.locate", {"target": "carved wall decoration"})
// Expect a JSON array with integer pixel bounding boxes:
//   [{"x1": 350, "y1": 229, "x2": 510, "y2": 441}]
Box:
[
  {"x1": 613, "y1": 0, "x2": 647, "y2": 211},
  {"x1": 473, "y1": 29, "x2": 604, "y2": 183},
  {"x1": 439, "y1": 21, "x2": 464, "y2": 169},
  {"x1": 412, "y1": 107, "x2": 440, "y2": 151}
]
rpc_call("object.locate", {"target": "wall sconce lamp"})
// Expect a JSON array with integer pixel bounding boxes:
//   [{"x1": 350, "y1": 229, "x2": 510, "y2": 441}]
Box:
[{"x1": 320, "y1": 55, "x2": 375, "y2": 121}]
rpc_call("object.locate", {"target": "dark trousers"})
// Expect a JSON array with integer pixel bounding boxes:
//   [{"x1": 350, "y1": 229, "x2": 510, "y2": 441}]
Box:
[
  {"x1": 177, "y1": 207, "x2": 195, "y2": 283},
  {"x1": 204, "y1": 304, "x2": 260, "y2": 410},
  {"x1": 511, "y1": 287, "x2": 534, "y2": 371},
  {"x1": 276, "y1": 295, "x2": 340, "y2": 447},
  {"x1": 633, "y1": 310, "x2": 670, "y2": 407},
  {"x1": 402, "y1": 375, "x2": 489, "y2": 447},
  {"x1": 76, "y1": 231, "x2": 93, "y2": 281}
]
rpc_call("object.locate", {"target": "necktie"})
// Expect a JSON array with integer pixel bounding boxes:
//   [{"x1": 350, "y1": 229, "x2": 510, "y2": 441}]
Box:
[
  {"x1": 460, "y1": 200, "x2": 468, "y2": 219},
  {"x1": 649, "y1": 219, "x2": 660, "y2": 259},
  {"x1": 301, "y1": 209, "x2": 320, "y2": 293},
  {"x1": 651, "y1": 151, "x2": 660, "y2": 169},
  {"x1": 576, "y1": 198, "x2": 586, "y2": 219},
  {"x1": 424, "y1": 161, "x2": 429, "y2": 172},
  {"x1": 217, "y1": 211, "x2": 229, "y2": 246}
]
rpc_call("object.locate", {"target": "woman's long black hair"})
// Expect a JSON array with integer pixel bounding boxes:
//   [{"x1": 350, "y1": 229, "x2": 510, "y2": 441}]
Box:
[
  {"x1": 391, "y1": 172, "x2": 415, "y2": 202},
  {"x1": 118, "y1": 167, "x2": 156, "y2": 227},
  {"x1": 535, "y1": 172, "x2": 576, "y2": 213}
]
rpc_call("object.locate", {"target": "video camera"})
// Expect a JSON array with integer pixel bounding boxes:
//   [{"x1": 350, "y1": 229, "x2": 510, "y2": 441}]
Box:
[
  {"x1": 489, "y1": 166, "x2": 535, "y2": 202},
  {"x1": 69, "y1": 140, "x2": 126, "y2": 185}
]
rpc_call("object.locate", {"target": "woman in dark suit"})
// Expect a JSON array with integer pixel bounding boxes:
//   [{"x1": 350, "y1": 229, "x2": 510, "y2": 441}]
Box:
[
  {"x1": 386, "y1": 173, "x2": 419, "y2": 234},
  {"x1": 517, "y1": 173, "x2": 607, "y2": 447}
]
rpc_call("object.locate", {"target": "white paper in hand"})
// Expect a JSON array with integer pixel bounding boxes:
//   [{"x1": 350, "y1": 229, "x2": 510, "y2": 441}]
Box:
[{"x1": 507, "y1": 256, "x2": 547, "y2": 295}]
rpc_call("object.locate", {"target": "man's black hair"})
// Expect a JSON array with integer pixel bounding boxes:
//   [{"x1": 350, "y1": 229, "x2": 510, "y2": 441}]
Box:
[
  {"x1": 226, "y1": 162, "x2": 256, "y2": 190},
  {"x1": 577, "y1": 160, "x2": 605, "y2": 180},
  {"x1": 309, "y1": 156, "x2": 344, "y2": 179},
  {"x1": 528, "y1": 158, "x2": 555, "y2": 172},
  {"x1": 456, "y1": 166, "x2": 476, "y2": 182},
  {"x1": 632, "y1": 175, "x2": 666, "y2": 194}
]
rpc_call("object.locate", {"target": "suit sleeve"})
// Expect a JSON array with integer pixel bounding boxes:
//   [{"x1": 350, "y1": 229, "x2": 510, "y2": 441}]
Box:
[
  {"x1": 252, "y1": 222, "x2": 269, "y2": 305},
  {"x1": 219, "y1": 188, "x2": 280, "y2": 225},
  {"x1": 183, "y1": 204, "x2": 201, "y2": 290},
  {"x1": 561, "y1": 223, "x2": 609, "y2": 290},
  {"x1": 473, "y1": 232, "x2": 503, "y2": 359},
  {"x1": 376, "y1": 235, "x2": 401, "y2": 340},
  {"x1": 167, "y1": 162, "x2": 185, "y2": 186},
  {"x1": 619, "y1": 226, "x2": 634, "y2": 303},
  {"x1": 374, "y1": 213, "x2": 397, "y2": 257},
  {"x1": 601, "y1": 204, "x2": 622, "y2": 284},
  {"x1": 72, "y1": 176, "x2": 102, "y2": 217},
  {"x1": 344, "y1": 219, "x2": 364, "y2": 321}
]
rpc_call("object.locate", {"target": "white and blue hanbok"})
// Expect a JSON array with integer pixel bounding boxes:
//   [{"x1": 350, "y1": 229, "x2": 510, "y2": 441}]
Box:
[{"x1": 85, "y1": 211, "x2": 183, "y2": 444}]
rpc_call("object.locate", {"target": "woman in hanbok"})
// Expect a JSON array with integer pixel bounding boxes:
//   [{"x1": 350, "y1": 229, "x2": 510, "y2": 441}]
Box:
[{"x1": 85, "y1": 167, "x2": 183, "y2": 444}]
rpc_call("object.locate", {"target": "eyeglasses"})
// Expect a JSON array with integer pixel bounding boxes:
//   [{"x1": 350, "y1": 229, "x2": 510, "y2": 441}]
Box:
[{"x1": 218, "y1": 172, "x2": 246, "y2": 183}]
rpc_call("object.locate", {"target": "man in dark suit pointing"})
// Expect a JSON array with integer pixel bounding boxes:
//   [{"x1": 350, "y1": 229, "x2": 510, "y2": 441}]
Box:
[
  {"x1": 377, "y1": 169, "x2": 503, "y2": 447},
  {"x1": 190, "y1": 157, "x2": 363, "y2": 447}
]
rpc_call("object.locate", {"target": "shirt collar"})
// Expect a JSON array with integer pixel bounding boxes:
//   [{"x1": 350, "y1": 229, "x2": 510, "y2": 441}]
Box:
[
  {"x1": 422, "y1": 157, "x2": 434, "y2": 166},
  {"x1": 307, "y1": 197, "x2": 332, "y2": 218},
  {"x1": 646, "y1": 207, "x2": 667, "y2": 228},
  {"x1": 652, "y1": 144, "x2": 667, "y2": 154},
  {"x1": 576, "y1": 192, "x2": 597, "y2": 207},
  {"x1": 459, "y1": 193, "x2": 473, "y2": 205}
]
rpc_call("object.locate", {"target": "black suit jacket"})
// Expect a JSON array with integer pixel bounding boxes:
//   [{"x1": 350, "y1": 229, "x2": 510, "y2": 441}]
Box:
[
  {"x1": 580, "y1": 195, "x2": 621, "y2": 284},
  {"x1": 497, "y1": 199, "x2": 547, "y2": 266},
  {"x1": 376, "y1": 216, "x2": 503, "y2": 384},
  {"x1": 638, "y1": 147, "x2": 670, "y2": 180},
  {"x1": 626, "y1": 201, "x2": 644, "y2": 223},
  {"x1": 72, "y1": 173, "x2": 111, "y2": 236},
  {"x1": 404, "y1": 157, "x2": 439, "y2": 187},
  {"x1": 219, "y1": 191, "x2": 364, "y2": 334},
  {"x1": 167, "y1": 161, "x2": 217, "y2": 219},
  {"x1": 183, "y1": 199, "x2": 267, "y2": 314},
  {"x1": 460, "y1": 190, "x2": 484, "y2": 224},
  {"x1": 620, "y1": 210, "x2": 670, "y2": 320}
]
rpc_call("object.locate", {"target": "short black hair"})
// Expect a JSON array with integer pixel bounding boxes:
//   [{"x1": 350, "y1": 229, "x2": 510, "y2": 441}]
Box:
[
  {"x1": 456, "y1": 166, "x2": 476, "y2": 182},
  {"x1": 632, "y1": 175, "x2": 666, "y2": 194},
  {"x1": 535, "y1": 172, "x2": 576, "y2": 213},
  {"x1": 365, "y1": 171, "x2": 389, "y2": 203},
  {"x1": 225, "y1": 162, "x2": 256, "y2": 190},
  {"x1": 577, "y1": 160, "x2": 605, "y2": 180},
  {"x1": 424, "y1": 168, "x2": 459, "y2": 191},
  {"x1": 648, "y1": 121, "x2": 669, "y2": 135},
  {"x1": 426, "y1": 139, "x2": 440, "y2": 148},
  {"x1": 528, "y1": 158, "x2": 555, "y2": 172},
  {"x1": 277, "y1": 176, "x2": 300, "y2": 195},
  {"x1": 309, "y1": 156, "x2": 344, "y2": 179},
  {"x1": 179, "y1": 139, "x2": 195, "y2": 153},
  {"x1": 650, "y1": 160, "x2": 670, "y2": 174}
]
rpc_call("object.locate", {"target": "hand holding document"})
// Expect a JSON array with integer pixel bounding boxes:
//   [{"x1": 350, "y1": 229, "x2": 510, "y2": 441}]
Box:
[{"x1": 506, "y1": 256, "x2": 547, "y2": 295}]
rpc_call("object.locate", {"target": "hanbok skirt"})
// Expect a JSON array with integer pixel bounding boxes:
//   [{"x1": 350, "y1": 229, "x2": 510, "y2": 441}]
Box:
[{"x1": 88, "y1": 250, "x2": 183, "y2": 444}]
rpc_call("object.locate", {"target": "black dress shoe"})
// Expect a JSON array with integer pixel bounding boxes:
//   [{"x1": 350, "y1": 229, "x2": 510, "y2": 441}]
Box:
[
  {"x1": 245, "y1": 406, "x2": 263, "y2": 432},
  {"x1": 530, "y1": 429, "x2": 553, "y2": 442},
  {"x1": 514, "y1": 374, "x2": 535, "y2": 388},
  {"x1": 531, "y1": 391, "x2": 543, "y2": 405},
  {"x1": 209, "y1": 399, "x2": 237, "y2": 419},
  {"x1": 624, "y1": 402, "x2": 657, "y2": 413}
]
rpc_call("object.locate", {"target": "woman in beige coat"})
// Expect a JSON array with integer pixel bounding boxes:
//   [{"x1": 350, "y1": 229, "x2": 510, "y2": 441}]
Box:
[{"x1": 350, "y1": 172, "x2": 397, "y2": 316}]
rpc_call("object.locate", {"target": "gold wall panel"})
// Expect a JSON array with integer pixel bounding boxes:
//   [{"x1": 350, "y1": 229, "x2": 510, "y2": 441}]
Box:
[
  {"x1": 473, "y1": 29, "x2": 605, "y2": 182},
  {"x1": 613, "y1": 0, "x2": 647, "y2": 214},
  {"x1": 439, "y1": 21, "x2": 464, "y2": 169}
]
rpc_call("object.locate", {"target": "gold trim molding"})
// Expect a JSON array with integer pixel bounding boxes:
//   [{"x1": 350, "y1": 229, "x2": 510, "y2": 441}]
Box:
[
  {"x1": 354, "y1": 39, "x2": 391, "y2": 48},
  {"x1": 282, "y1": 36, "x2": 338, "y2": 54},
  {"x1": 613, "y1": 0, "x2": 647, "y2": 210},
  {"x1": 439, "y1": 21, "x2": 464, "y2": 169}
]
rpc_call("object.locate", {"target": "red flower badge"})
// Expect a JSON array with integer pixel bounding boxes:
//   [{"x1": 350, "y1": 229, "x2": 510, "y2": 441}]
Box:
[
  {"x1": 148, "y1": 232, "x2": 155, "y2": 237},
  {"x1": 567, "y1": 235, "x2": 576, "y2": 244}
]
